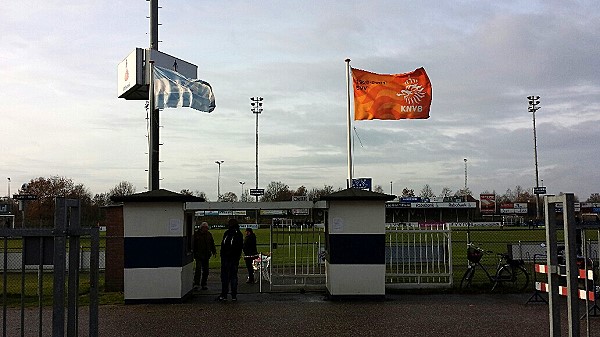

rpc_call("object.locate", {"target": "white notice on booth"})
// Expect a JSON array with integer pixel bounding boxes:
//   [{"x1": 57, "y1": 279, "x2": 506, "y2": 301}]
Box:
[
  {"x1": 331, "y1": 217, "x2": 344, "y2": 233},
  {"x1": 169, "y1": 219, "x2": 182, "y2": 233}
]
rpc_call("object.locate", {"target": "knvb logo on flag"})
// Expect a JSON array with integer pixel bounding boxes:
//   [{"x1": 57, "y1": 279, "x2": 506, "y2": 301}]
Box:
[
  {"x1": 153, "y1": 66, "x2": 216, "y2": 113},
  {"x1": 352, "y1": 67, "x2": 431, "y2": 120}
]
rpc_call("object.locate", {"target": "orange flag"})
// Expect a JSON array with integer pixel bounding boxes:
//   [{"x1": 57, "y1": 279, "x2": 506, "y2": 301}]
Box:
[{"x1": 352, "y1": 67, "x2": 432, "y2": 120}]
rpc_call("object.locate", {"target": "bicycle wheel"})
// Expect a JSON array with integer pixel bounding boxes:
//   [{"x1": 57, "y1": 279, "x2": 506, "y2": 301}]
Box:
[
  {"x1": 513, "y1": 265, "x2": 529, "y2": 291},
  {"x1": 460, "y1": 266, "x2": 476, "y2": 289},
  {"x1": 494, "y1": 265, "x2": 530, "y2": 292}
]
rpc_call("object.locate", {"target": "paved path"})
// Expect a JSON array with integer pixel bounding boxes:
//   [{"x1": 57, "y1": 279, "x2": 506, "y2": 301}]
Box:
[
  {"x1": 94, "y1": 292, "x2": 600, "y2": 336},
  {"x1": 4, "y1": 271, "x2": 600, "y2": 336}
]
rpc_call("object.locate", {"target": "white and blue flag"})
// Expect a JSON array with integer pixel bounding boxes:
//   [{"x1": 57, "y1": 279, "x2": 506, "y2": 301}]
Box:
[{"x1": 153, "y1": 66, "x2": 216, "y2": 112}]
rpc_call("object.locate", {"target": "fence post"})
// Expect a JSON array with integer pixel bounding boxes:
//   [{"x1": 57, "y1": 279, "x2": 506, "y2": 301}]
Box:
[{"x1": 53, "y1": 198, "x2": 67, "y2": 337}]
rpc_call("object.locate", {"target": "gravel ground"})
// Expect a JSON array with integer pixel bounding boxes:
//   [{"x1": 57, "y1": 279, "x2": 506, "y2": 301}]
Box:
[{"x1": 4, "y1": 277, "x2": 600, "y2": 336}]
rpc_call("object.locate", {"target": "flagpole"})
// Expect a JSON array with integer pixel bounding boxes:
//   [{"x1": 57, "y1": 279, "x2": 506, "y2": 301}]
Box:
[{"x1": 345, "y1": 59, "x2": 353, "y2": 188}]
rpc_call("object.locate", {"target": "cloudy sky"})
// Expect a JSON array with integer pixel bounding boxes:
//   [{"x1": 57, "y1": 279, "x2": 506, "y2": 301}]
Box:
[{"x1": 1, "y1": 1, "x2": 599, "y2": 201}]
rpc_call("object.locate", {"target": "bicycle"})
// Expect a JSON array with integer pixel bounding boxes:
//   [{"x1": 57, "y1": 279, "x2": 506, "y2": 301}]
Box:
[{"x1": 460, "y1": 243, "x2": 530, "y2": 291}]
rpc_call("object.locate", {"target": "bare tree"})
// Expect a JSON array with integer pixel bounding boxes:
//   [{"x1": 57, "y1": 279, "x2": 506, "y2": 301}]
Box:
[
  {"x1": 307, "y1": 185, "x2": 336, "y2": 201},
  {"x1": 587, "y1": 193, "x2": 600, "y2": 203},
  {"x1": 440, "y1": 187, "x2": 453, "y2": 197},
  {"x1": 420, "y1": 184, "x2": 435, "y2": 198},
  {"x1": 110, "y1": 181, "x2": 136, "y2": 197}
]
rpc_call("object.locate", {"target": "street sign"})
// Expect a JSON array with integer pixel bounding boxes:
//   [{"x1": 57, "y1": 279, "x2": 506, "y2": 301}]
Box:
[
  {"x1": 13, "y1": 194, "x2": 38, "y2": 200},
  {"x1": 533, "y1": 187, "x2": 547, "y2": 195},
  {"x1": 249, "y1": 189, "x2": 265, "y2": 196}
]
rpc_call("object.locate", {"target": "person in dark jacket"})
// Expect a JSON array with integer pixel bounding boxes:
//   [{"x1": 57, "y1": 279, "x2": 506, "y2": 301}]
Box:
[
  {"x1": 218, "y1": 218, "x2": 244, "y2": 301},
  {"x1": 243, "y1": 228, "x2": 259, "y2": 283},
  {"x1": 193, "y1": 222, "x2": 217, "y2": 290}
]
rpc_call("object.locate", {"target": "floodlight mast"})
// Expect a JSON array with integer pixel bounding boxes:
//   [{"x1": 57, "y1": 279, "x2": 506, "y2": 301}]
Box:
[{"x1": 528, "y1": 95, "x2": 541, "y2": 220}]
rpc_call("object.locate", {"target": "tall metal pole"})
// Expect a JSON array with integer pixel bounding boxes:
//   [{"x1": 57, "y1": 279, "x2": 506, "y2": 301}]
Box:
[
  {"x1": 250, "y1": 97, "x2": 263, "y2": 202},
  {"x1": 345, "y1": 59, "x2": 353, "y2": 188},
  {"x1": 150, "y1": 0, "x2": 159, "y2": 50},
  {"x1": 6, "y1": 178, "x2": 9, "y2": 199},
  {"x1": 464, "y1": 158, "x2": 467, "y2": 190},
  {"x1": 528, "y1": 96, "x2": 541, "y2": 220},
  {"x1": 215, "y1": 160, "x2": 224, "y2": 201},
  {"x1": 148, "y1": 0, "x2": 160, "y2": 190}
]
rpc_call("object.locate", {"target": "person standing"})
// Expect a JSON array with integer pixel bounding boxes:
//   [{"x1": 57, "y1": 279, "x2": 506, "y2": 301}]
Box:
[
  {"x1": 218, "y1": 218, "x2": 243, "y2": 301},
  {"x1": 193, "y1": 222, "x2": 217, "y2": 290},
  {"x1": 243, "y1": 228, "x2": 258, "y2": 284}
]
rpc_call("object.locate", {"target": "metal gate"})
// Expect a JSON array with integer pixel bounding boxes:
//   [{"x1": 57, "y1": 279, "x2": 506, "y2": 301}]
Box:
[
  {"x1": 264, "y1": 220, "x2": 326, "y2": 291},
  {"x1": 385, "y1": 223, "x2": 453, "y2": 289},
  {"x1": 1, "y1": 198, "x2": 99, "y2": 337},
  {"x1": 263, "y1": 222, "x2": 453, "y2": 290}
]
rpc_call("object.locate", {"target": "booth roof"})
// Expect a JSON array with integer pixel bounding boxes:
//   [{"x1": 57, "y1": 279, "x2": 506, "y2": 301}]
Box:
[
  {"x1": 320, "y1": 188, "x2": 396, "y2": 201},
  {"x1": 110, "y1": 189, "x2": 204, "y2": 203}
]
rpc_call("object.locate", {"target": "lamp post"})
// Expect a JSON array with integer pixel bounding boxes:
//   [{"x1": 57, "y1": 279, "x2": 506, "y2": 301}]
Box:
[
  {"x1": 250, "y1": 97, "x2": 263, "y2": 202},
  {"x1": 7, "y1": 178, "x2": 10, "y2": 199},
  {"x1": 215, "y1": 160, "x2": 224, "y2": 201},
  {"x1": 528, "y1": 95, "x2": 541, "y2": 220},
  {"x1": 239, "y1": 181, "x2": 245, "y2": 202}
]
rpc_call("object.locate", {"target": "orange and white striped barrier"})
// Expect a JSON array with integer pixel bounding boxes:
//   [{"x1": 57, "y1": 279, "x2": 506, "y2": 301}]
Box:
[
  {"x1": 535, "y1": 281, "x2": 595, "y2": 301},
  {"x1": 534, "y1": 263, "x2": 595, "y2": 301},
  {"x1": 534, "y1": 264, "x2": 594, "y2": 280}
]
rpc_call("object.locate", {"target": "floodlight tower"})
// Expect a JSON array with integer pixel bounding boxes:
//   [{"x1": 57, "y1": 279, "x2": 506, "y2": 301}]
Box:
[
  {"x1": 528, "y1": 95, "x2": 541, "y2": 220},
  {"x1": 250, "y1": 97, "x2": 263, "y2": 202},
  {"x1": 464, "y1": 158, "x2": 468, "y2": 191},
  {"x1": 215, "y1": 160, "x2": 224, "y2": 201}
]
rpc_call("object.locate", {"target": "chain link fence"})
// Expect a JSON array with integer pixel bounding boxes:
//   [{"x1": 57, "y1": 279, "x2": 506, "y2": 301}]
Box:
[{"x1": 452, "y1": 225, "x2": 600, "y2": 289}]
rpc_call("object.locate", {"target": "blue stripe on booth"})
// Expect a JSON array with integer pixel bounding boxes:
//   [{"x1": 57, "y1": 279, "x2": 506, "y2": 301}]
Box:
[
  {"x1": 124, "y1": 237, "x2": 192, "y2": 268},
  {"x1": 327, "y1": 234, "x2": 385, "y2": 264}
]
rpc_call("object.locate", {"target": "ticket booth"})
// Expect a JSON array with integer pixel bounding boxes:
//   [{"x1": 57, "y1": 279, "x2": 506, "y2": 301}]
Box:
[
  {"x1": 321, "y1": 188, "x2": 395, "y2": 299},
  {"x1": 112, "y1": 189, "x2": 203, "y2": 303}
]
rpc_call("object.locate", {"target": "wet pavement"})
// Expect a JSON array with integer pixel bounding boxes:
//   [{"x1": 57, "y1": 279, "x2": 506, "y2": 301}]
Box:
[{"x1": 5, "y1": 270, "x2": 600, "y2": 336}]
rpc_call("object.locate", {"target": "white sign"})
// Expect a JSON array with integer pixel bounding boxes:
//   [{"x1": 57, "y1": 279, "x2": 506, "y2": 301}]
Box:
[
  {"x1": 117, "y1": 48, "x2": 144, "y2": 99},
  {"x1": 146, "y1": 49, "x2": 197, "y2": 82},
  {"x1": 331, "y1": 217, "x2": 344, "y2": 233},
  {"x1": 168, "y1": 219, "x2": 182, "y2": 232},
  {"x1": 118, "y1": 48, "x2": 198, "y2": 100}
]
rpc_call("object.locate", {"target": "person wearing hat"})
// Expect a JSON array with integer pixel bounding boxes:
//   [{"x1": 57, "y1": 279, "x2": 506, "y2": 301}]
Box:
[
  {"x1": 218, "y1": 218, "x2": 244, "y2": 301},
  {"x1": 193, "y1": 222, "x2": 217, "y2": 290},
  {"x1": 243, "y1": 227, "x2": 259, "y2": 284}
]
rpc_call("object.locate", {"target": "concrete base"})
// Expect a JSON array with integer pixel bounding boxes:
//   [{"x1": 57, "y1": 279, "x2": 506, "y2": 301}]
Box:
[
  {"x1": 325, "y1": 262, "x2": 385, "y2": 296},
  {"x1": 124, "y1": 263, "x2": 194, "y2": 302}
]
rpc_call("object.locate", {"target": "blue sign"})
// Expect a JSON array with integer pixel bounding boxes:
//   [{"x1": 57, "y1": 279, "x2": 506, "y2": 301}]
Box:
[
  {"x1": 400, "y1": 197, "x2": 422, "y2": 202},
  {"x1": 351, "y1": 178, "x2": 372, "y2": 191}
]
